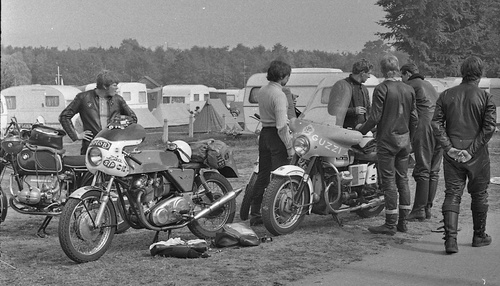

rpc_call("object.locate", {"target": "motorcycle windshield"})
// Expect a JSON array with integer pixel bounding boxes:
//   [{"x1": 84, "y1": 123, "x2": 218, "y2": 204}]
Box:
[
  {"x1": 95, "y1": 123, "x2": 146, "y2": 142},
  {"x1": 299, "y1": 73, "x2": 351, "y2": 127}
]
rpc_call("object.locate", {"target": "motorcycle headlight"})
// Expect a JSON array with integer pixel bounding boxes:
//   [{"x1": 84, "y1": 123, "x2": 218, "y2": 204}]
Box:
[
  {"x1": 87, "y1": 147, "x2": 103, "y2": 166},
  {"x1": 293, "y1": 135, "x2": 310, "y2": 156}
]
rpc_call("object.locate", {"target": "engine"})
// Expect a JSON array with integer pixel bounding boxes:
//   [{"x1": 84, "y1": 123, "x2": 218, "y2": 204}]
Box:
[
  {"x1": 16, "y1": 174, "x2": 66, "y2": 206},
  {"x1": 148, "y1": 196, "x2": 192, "y2": 226},
  {"x1": 127, "y1": 173, "x2": 192, "y2": 226}
]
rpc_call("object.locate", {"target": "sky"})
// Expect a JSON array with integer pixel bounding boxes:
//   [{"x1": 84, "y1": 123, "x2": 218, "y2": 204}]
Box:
[{"x1": 1, "y1": 0, "x2": 388, "y2": 53}]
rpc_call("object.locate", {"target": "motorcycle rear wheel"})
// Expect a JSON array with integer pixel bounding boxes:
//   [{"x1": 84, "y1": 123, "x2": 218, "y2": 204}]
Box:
[
  {"x1": 0, "y1": 188, "x2": 7, "y2": 223},
  {"x1": 188, "y1": 172, "x2": 236, "y2": 239},
  {"x1": 239, "y1": 171, "x2": 258, "y2": 221},
  {"x1": 355, "y1": 201, "x2": 385, "y2": 218},
  {"x1": 58, "y1": 191, "x2": 117, "y2": 263},
  {"x1": 262, "y1": 175, "x2": 308, "y2": 236}
]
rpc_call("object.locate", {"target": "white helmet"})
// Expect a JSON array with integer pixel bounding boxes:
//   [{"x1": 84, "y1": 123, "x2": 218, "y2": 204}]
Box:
[{"x1": 172, "y1": 140, "x2": 192, "y2": 163}]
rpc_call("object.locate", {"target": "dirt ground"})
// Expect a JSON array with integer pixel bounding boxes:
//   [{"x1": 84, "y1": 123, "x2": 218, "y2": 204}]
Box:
[{"x1": 1, "y1": 132, "x2": 500, "y2": 286}]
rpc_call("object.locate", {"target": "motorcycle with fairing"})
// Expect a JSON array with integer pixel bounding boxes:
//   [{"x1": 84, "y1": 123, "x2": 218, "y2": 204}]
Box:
[
  {"x1": 0, "y1": 117, "x2": 95, "y2": 237},
  {"x1": 261, "y1": 76, "x2": 385, "y2": 235},
  {"x1": 58, "y1": 121, "x2": 242, "y2": 263}
]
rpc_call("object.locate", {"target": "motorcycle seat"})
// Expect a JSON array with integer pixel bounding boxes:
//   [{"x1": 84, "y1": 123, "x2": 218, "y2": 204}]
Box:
[{"x1": 63, "y1": 155, "x2": 86, "y2": 168}]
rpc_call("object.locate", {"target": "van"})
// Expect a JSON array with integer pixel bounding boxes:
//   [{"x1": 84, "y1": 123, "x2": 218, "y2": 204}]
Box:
[{"x1": 242, "y1": 68, "x2": 380, "y2": 133}]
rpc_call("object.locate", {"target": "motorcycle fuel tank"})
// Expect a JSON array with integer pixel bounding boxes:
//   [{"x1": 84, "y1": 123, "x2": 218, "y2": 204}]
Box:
[{"x1": 127, "y1": 150, "x2": 180, "y2": 174}]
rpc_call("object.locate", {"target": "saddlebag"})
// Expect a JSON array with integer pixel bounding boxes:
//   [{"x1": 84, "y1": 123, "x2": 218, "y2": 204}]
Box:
[
  {"x1": 17, "y1": 147, "x2": 63, "y2": 173},
  {"x1": 214, "y1": 223, "x2": 260, "y2": 248},
  {"x1": 190, "y1": 139, "x2": 231, "y2": 169},
  {"x1": 28, "y1": 124, "x2": 66, "y2": 150}
]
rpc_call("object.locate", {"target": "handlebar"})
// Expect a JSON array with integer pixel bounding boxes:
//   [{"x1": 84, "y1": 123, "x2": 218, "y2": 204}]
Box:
[{"x1": 123, "y1": 150, "x2": 142, "y2": 165}]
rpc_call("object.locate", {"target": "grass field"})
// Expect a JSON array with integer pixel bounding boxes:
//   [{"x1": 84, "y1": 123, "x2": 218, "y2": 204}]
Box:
[{"x1": 1, "y1": 128, "x2": 500, "y2": 286}]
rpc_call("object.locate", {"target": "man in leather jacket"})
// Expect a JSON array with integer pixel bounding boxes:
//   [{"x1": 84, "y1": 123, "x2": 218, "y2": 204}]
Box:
[
  {"x1": 59, "y1": 70, "x2": 137, "y2": 154},
  {"x1": 400, "y1": 63, "x2": 443, "y2": 221},
  {"x1": 328, "y1": 59, "x2": 373, "y2": 129},
  {"x1": 431, "y1": 56, "x2": 496, "y2": 254},
  {"x1": 357, "y1": 55, "x2": 418, "y2": 235}
]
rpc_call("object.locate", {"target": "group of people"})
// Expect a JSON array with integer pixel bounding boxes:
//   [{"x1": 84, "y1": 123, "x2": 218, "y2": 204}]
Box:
[
  {"x1": 60, "y1": 56, "x2": 494, "y2": 255},
  {"x1": 250, "y1": 56, "x2": 495, "y2": 255}
]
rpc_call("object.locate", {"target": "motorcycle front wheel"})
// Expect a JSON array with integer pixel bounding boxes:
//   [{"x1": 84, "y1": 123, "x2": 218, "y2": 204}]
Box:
[
  {"x1": 188, "y1": 172, "x2": 236, "y2": 239},
  {"x1": 262, "y1": 175, "x2": 308, "y2": 236},
  {"x1": 0, "y1": 188, "x2": 7, "y2": 223},
  {"x1": 58, "y1": 191, "x2": 117, "y2": 263},
  {"x1": 239, "y1": 171, "x2": 258, "y2": 221}
]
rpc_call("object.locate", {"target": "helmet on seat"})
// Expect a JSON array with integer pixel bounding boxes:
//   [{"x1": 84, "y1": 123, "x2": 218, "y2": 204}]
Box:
[{"x1": 172, "y1": 140, "x2": 192, "y2": 163}]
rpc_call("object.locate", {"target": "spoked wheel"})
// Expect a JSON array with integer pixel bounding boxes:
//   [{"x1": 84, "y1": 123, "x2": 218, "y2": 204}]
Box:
[
  {"x1": 188, "y1": 172, "x2": 236, "y2": 238},
  {"x1": 239, "y1": 172, "x2": 258, "y2": 221},
  {"x1": 262, "y1": 175, "x2": 308, "y2": 236},
  {"x1": 0, "y1": 188, "x2": 7, "y2": 224},
  {"x1": 58, "y1": 191, "x2": 117, "y2": 263}
]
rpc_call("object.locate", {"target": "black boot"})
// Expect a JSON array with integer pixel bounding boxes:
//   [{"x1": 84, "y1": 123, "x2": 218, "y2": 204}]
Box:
[
  {"x1": 249, "y1": 204, "x2": 263, "y2": 226},
  {"x1": 426, "y1": 180, "x2": 438, "y2": 219},
  {"x1": 472, "y1": 211, "x2": 492, "y2": 247},
  {"x1": 369, "y1": 213, "x2": 398, "y2": 235},
  {"x1": 408, "y1": 180, "x2": 429, "y2": 221},
  {"x1": 397, "y1": 209, "x2": 410, "y2": 232},
  {"x1": 443, "y1": 211, "x2": 459, "y2": 254}
]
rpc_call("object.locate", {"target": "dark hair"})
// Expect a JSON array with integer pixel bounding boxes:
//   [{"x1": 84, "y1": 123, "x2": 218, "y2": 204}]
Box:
[
  {"x1": 266, "y1": 60, "x2": 291, "y2": 82},
  {"x1": 352, "y1": 58, "x2": 373, "y2": 74},
  {"x1": 461, "y1": 56, "x2": 483, "y2": 82},
  {"x1": 380, "y1": 54, "x2": 399, "y2": 78},
  {"x1": 96, "y1": 70, "x2": 119, "y2": 89},
  {"x1": 400, "y1": 63, "x2": 419, "y2": 75}
]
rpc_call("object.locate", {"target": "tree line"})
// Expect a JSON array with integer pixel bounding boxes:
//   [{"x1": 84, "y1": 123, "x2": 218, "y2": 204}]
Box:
[{"x1": 1, "y1": 0, "x2": 498, "y2": 90}]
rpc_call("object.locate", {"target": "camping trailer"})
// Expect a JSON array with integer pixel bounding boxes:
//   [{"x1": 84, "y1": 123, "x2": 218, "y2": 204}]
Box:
[
  {"x1": 161, "y1": 85, "x2": 211, "y2": 111},
  {"x1": 1, "y1": 94, "x2": 7, "y2": 138},
  {"x1": 0, "y1": 85, "x2": 81, "y2": 127}
]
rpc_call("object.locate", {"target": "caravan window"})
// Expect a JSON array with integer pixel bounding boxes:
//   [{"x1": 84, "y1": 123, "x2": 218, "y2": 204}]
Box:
[
  {"x1": 122, "y1": 92, "x2": 131, "y2": 101},
  {"x1": 172, "y1": 97, "x2": 185, "y2": 103},
  {"x1": 162, "y1": 97, "x2": 170, "y2": 104},
  {"x1": 204, "y1": 94, "x2": 209, "y2": 100},
  {"x1": 45, "y1": 96, "x2": 60, "y2": 107},
  {"x1": 139, "y1": 91, "x2": 147, "y2": 103},
  {"x1": 194, "y1": 94, "x2": 199, "y2": 101},
  {"x1": 249, "y1": 87, "x2": 261, "y2": 103},
  {"x1": 5, "y1": 96, "x2": 16, "y2": 109}
]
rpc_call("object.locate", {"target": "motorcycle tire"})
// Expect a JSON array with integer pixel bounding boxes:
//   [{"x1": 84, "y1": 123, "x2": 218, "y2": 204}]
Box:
[
  {"x1": 58, "y1": 190, "x2": 117, "y2": 263},
  {"x1": 188, "y1": 172, "x2": 236, "y2": 239},
  {"x1": 239, "y1": 172, "x2": 258, "y2": 221},
  {"x1": 80, "y1": 174, "x2": 130, "y2": 235},
  {"x1": 262, "y1": 175, "x2": 308, "y2": 236},
  {"x1": 0, "y1": 188, "x2": 7, "y2": 224}
]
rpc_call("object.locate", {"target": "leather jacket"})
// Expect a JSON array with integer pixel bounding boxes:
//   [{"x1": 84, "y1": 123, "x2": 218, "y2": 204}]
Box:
[
  {"x1": 359, "y1": 80, "x2": 418, "y2": 152},
  {"x1": 328, "y1": 76, "x2": 370, "y2": 129},
  {"x1": 59, "y1": 89, "x2": 137, "y2": 141},
  {"x1": 432, "y1": 81, "x2": 496, "y2": 156}
]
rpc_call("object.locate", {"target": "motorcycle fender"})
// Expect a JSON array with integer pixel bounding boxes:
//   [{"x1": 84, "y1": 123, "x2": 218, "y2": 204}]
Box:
[
  {"x1": 271, "y1": 165, "x2": 315, "y2": 213},
  {"x1": 69, "y1": 186, "x2": 103, "y2": 199}
]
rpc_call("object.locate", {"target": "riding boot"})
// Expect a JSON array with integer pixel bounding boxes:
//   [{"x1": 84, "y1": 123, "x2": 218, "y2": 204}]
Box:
[
  {"x1": 397, "y1": 209, "x2": 410, "y2": 232},
  {"x1": 443, "y1": 211, "x2": 459, "y2": 254},
  {"x1": 472, "y1": 211, "x2": 492, "y2": 247},
  {"x1": 425, "y1": 180, "x2": 438, "y2": 219},
  {"x1": 249, "y1": 203, "x2": 263, "y2": 226},
  {"x1": 368, "y1": 213, "x2": 398, "y2": 235},
  {"x1": 408, "y1": 180, "x2": 428, "y2": 221}
]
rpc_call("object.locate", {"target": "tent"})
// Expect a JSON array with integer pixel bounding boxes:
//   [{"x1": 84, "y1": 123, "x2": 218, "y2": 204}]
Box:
[
  {"x1": 133, "y1": 108, "x2": 162, "y2": 128},
  {"x1": 193, "y1": 98, "x2": 243, "y2": 134},
  {"x1": 152, "y1": 103, "x2": 191, "y2": 126}
]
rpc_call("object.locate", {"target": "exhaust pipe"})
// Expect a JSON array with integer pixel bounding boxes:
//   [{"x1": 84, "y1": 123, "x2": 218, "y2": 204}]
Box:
[
  {"x1": 331, "y1": 196, "x2": 385, "y2": 214},
  {"x1": 194, "y1": 187, "x2": 243, "y2": 220}
]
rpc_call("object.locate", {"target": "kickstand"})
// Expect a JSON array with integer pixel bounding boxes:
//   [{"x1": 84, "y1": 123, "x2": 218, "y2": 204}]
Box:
[
  {"x1": 152, "y1": 230, "x2": 172, "y2": 244},
  {"x1": 37, "y1": 216, "x2": 53, "y2": 238},
  {"x1": 331, "y1": 213, "x2": 343, "y2": 227}
]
